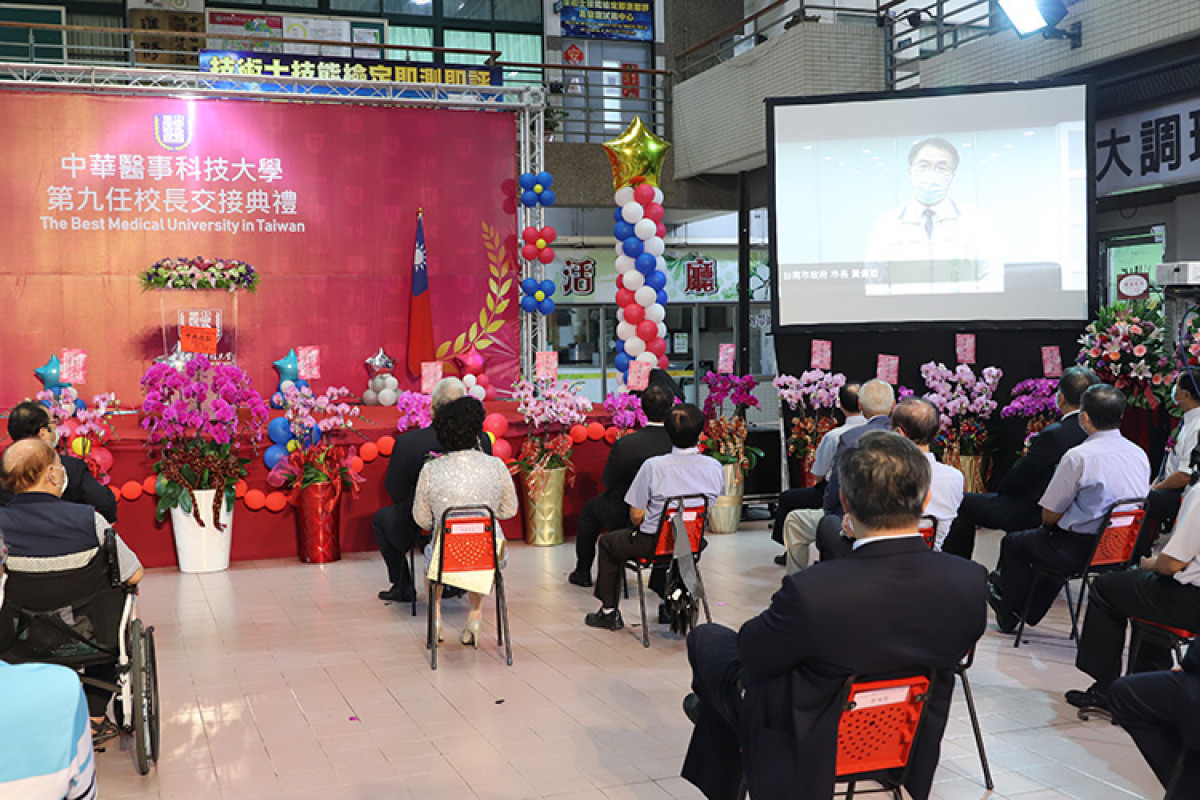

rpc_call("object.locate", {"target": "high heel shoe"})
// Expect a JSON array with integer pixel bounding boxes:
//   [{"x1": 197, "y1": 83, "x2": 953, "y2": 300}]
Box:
[{"x1": 460, "y1": 618, "x2": 482, "y2": 648}]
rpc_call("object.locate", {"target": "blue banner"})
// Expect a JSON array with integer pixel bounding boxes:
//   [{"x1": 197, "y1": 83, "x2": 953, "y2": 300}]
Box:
[{"x1": 560, "y1": 0, "x2": 652, "y2": 42}]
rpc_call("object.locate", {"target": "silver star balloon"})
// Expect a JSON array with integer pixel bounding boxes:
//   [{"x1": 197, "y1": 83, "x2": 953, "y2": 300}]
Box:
[{"x1": 364, "y1": 347, "x2": 396, "y2": 378}]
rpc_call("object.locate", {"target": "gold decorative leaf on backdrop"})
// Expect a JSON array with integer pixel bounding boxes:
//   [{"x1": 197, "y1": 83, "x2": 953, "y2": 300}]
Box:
[{"x1": 434, "y1": 222, "x2": 513, "y2": 362}]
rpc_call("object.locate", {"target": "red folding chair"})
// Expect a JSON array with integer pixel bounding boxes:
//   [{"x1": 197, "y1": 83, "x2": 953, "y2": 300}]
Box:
[
  {"x1": 835, "y1": 672, "x2": 934, "y2": 798},
  {"x1": 1129, "y1": 619, "x2": 1197, "y2": 671},
  {"x1": 623, "y1": 495, "x2": 712, "y2": 648},
  {"x1": 1014, "y1": 498, "x2": 1146, "y2": 648},
  {"x1": 918, "y1": 515, "x2": 937, "y2": 550},
  {"x1": 426, "y1": 505, "x2": 510, "y2": 670}
]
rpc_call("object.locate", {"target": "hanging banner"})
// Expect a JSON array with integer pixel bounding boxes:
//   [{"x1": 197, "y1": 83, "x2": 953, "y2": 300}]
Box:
[
  {"x1": 560, "y1": 0, "x2": 653, "y2": 42},
  {"x1": 1096, "y1": 95, "x2": 1200, "y2": 196}
]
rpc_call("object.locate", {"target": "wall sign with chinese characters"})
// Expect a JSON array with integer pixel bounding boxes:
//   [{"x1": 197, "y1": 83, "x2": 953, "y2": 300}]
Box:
[
  {"x1": 553, "y1": 248, "x2": 769, "y2": 304},
  {"x1": 560, "y1": 0, "x2": 653, "y2": 42},
  {"x1": 1096, "y1": 95, "x2": 1200, "y2": 196}
]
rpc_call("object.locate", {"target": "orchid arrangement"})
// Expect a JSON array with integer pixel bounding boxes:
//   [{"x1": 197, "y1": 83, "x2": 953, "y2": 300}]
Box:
[
  {"x1": 919, "y1": 361, "x2": 1003, "y2": 458},
  {"x1": 140, "y1": 257, "x2": 259, "y2": 292},
  {"x1": 511, "y1": 378, "x2": 593, "y2": 499},
  {"x1": 1077, "y1": 300, "x2": 1175, "y2": 410},
  {"x1": 604, "y1": 391, "x2": 647, "y2": 432},
  {"x1": 140, "y1": 355, "x2": 269, "y2": 527},
  {"x1": 1002, "y1": 378, "x2": 1060, "y2": 452},
  {"x1": 701, "y1": 372, "x2": 760, "y2": 418},
  {"x1": 700, "y1": 415, "x2": 764, "y2": 470},
  {"x1": 36, "y1": 389, "x2": 121, "y2": 485},
  {"x1": 395, "y1": 391, "x2": 433, "y2": 431},
  {"x1": 775, "y1": 371, "x2": 845, "y2": 465},
  {"x1": 267, "y1": 385, "x2": 365, "y2": 496}
]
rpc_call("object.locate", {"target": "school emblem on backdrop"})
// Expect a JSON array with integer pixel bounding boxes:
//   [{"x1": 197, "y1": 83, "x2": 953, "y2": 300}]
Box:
[{"x1": 153, "y1": 113, "x2": 194, "y2": 151}]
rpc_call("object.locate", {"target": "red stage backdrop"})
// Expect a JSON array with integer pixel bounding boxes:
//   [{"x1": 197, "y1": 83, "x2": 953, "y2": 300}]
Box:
[{"x1": 0, "y1": 90, "x2": 519, "y2": 404}]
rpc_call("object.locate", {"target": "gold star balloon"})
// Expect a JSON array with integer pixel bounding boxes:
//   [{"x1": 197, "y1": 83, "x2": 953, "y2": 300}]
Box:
[{"x1": 601, "y1": 117, "x2": 671, "y2": 191}]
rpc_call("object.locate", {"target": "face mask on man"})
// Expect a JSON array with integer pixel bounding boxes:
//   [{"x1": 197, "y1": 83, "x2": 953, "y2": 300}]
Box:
[
  {"x1": 1172, "y1": 385, "x2": 1179, "y2": 406},
  {"x1": 912, "y1": 173, "x2": 951, "y2": 206},
  {"x1": 54, "y1": 464, "x2": 68, "y2": 495},
  {"x1": 0, "y1": 572, "x2": 8, "y2": 611}
]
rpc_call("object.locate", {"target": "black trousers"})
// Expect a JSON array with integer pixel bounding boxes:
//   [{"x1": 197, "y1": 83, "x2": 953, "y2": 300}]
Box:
[
  {"x1": 815, "y1": 513, "x2": 853, "y2": 562},
  {"x1": 574, "y1": 493, "x2": 630, "y2": 575},
  {"x1": 1137, "y1": 488, "x2": 1184, "y2": 560},
  {"x1": 995, "y1": 526, "x2": 1095, "y2": 626},
  {"x1": 594, "y1": 528, "x2": 657, "y2": 610},
  {"x1": 372, "y1": 505, "x2": 419, "y2": 593},
  {"x1": 681, "y1": 623, "x2": 745, "y2": 800},
  {"x1": 771, "y1": 485, "x2": 824, "y2": 545},
  {"x1": 85, "y1": 663, "x2": 117, "y2": 717},
  {"x1": 1076, "y1": 570, "x2": 1200, "y2": 689},
  {"x1": 941, "y1": 492, "x2": 1040, "y2": 559},
  {"x1": 1110, "y1": 668, "x2": 1200, "y2": 789}
]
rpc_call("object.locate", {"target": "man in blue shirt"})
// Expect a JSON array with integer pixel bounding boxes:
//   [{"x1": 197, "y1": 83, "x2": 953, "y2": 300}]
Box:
[{"x1": 585, "y1": 403, "x2": 726, "y2": 631}]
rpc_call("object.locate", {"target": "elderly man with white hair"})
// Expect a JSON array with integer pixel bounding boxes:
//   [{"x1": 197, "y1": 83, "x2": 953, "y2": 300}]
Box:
[{"x1": 372, "y1": 377, "x2": 491, "y2": 603}]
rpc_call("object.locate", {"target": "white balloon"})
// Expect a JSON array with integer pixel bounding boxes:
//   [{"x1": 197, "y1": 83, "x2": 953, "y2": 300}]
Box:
[
  {"x1": 634, "y1": 218, "x2": 657, "y2": 240},
  {"x1": 615, "y1": 255, "x2": 635, "y2": 274},
  {"x1": 637, "y1": 351, "x2": 658, "y2": 364},
  {"x1": 623, "y1": 270, "x2": 645, "y2": 290},
  {"x1": 616, "y1": 321, "x2": 636, "y2": 340},
  {"x1": 624, "y1": 336, "x2": 646, "y2": 357},
  {"x1": 645, "y1": 303, "x2": 665, "y2": 323},
  {"x1": 614, "y1": 241, "x2": 625, "y2": 256},
  {"x1": 469, "y1": 385, "x2": 487, "y2": 401},
  {"x1": 382, "y1": 374, "x2": 399, "y2": 391},
  {"x1": 652, "y1": 187, "x2": 663, "y2": 204},
  {"x1": 616, "y1": 308, "x2": 626, "y2": 324},
  {"x1": 369, "y1": 376, "x2": 387, "y2": 392},
  {"x1": 657, "y1": 322, "x2": 668, "y2": 340},
  {"x1": 644, "y1": 236, "x2": 664, "y2": 257},
  {"x1": 656, "y1": 255, "x2": 667, "y2": 272},
  {"x1": 615, "y1": 186, "x2": 635, "y2": 206},
  {"x1": 635, "y1": 286, "x2": 657, "y2": 307},
  {"x1": 377, "y1": 388, "x2": 398, "y2": 407},
  {"x1": 279, "y1": 379, "x2": 296, "y2": 393},
  {"x1": 362, "y1": 389, "x2": 379, "y2": 406},
  {"x1": 462, "y1": 373, "x2": 477, "y2": 388},
  {"x1": 621, "y1": 201, "x2": 644, "y2": 224}
]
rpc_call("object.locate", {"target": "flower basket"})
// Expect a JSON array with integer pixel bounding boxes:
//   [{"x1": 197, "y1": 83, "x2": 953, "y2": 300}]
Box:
[
  {"x1": 523, "y1": 466, "x2": 568, "y2": 546},
  {"x1": 296, "y1": 482, "x2": 342, "y2": 563},
  {"x1": 1077, "y1": 300, "x2": 1175, "y2": 410},
  {"x1": 775, "y1": 370, "x2": 844, "y2": 485}
]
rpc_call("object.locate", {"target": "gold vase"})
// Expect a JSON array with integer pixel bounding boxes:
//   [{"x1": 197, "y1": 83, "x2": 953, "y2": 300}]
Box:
[
  {"x1": 708, "y1": 463, "x2": 744, "y2": 535},
  {"x1": 959, "y1": 454, "x2": 985, "y2": 494},
  {"x1": 524, "y1": 466, "x2": 566, "y2": 546}
]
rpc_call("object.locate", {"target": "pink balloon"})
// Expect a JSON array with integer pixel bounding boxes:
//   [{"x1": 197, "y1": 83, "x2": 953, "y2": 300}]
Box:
[
  {"x1": 647, "y1": 337, "x2": 667, "y2": 357},
  {"x1": 658, "y1": 354, "x2": 670, "y2": 370},
  {"x1": 656, "y1": 221, "x2": 667, "y2": 238},
  {"x1": 485, "y1": 384, "x2": 497, "y2": 400},
  {"x1": 463, "y1": 346, "x2": 486, "y2": 375},
  {"x1": 633, "y1": 184, "x2": 656, "y2": 205},
  {"x1": 644, "y1": 203, "x2": 664, "y2": 222},
  {"x1": 636, "y1": 320, "x2": 658, "y2": 341},
  {"x1": 493, "y1": 438, "x2": 512, "y2": 460},
  {"x1": 476, "y1": 373, "x2": 490, "y2": 387},
  {"x1": 624, "y1": 304, "x2": 645, "y2": 325},
  {"x1": 91, "y1": 446, "x2": 114, "y2": 472}
]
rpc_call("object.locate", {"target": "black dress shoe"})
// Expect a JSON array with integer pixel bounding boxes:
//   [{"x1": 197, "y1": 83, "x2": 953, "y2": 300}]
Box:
[
  {"x1": 585, "y1": 609, "x2": 624, "y2": 630},
  {"x1": 567, "y1": 570, "x2": 593, "y2": 587},
  {"x1": 986, "y1": 584, "x2": 1019, "y2": 634},
  {"x1": 1065, "y1": 684, "x2": 1110, "y2": 711},
  {"x1": 378, "y1": 586, "x2": 416, "y2": 603},
  {"x1": 682, "y1": 693, "x2": 701, "y2": 725},
  {"x1": 773, "y1": 554, "x2": 787, "y2": 566}
]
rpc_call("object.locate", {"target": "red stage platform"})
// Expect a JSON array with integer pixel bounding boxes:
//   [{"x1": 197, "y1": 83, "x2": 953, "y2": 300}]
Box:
[{"x1": 102, "y1": 402, "x2": 611, "y2": 569}]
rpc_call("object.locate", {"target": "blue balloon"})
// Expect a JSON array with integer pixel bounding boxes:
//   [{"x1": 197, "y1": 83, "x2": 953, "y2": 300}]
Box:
[
  {"x1": 268, "y1": 417, "x2": 292, "y2": 444},
  {"x1": 303, "y1": 426, "x2": 322, "y2": 448},
  {"x1": 518, "y1": 172, "x2": 536, "y2": 190},
  {"x1": 539, "y1": 279, "x2": 555, "y2": 297},
  {"x1": 614, "y1": 339, "x2": 626, "y2": 355},
  {"x1": 536, "y1": 171, "x2": 553, "y2": 188},
  {"x1": 73, "y1": 398, "x2": 86, "y2": 412},
  {"x1": 646, "y1": 270, "x2": 667, "y2": 290},
  {"x1": 270, "y1": 392, "x2": 285, "y2": 410},
  {"x1": 538, "y1": 298, "x2": 556, "y2": 315},
  {"x1": 635, "y1": 253, "x2": 657, "y2": 274},
  {"x1": 520, "y1": 295, "x2": 538, "y2": 313},
  {"x1": 521, "y1": 190, "x2": 538, "y2": 207},
  {"x1": 613, "y1": 207, "x2": 624, "y2": 222},
  {"x1": 521, "y1": 277, "x2": 539, "y2": 295},
  {"x1": 540, "y1": 189, "x2": 556, "y2": 206},
  {"x1": 622, "y1": 237, "x2": 644, "y2": 258},
  {"x1": 614, "y1": 221, "x2": 635, "y2": 241},
  {"x1": 656, "y1": 289, "x2": 670, "y2": 305},
  {"x1": 294, "y1": 379, "x2": 309, "y2": 391},
  {"x1": 614, "y1": 353, "x2": 630, "y2": 372},
  {"x1": 264, "y1": 443, "x2": 289, "y2": 470}
]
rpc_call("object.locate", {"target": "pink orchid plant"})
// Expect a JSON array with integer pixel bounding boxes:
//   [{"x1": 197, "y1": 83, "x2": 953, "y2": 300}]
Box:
[
  {"x1": 36, "y1": 389, "x2": 121, "y2": 485},
  {"x1": 395, "y1": 391, "x2": 433, "y2": 431},
  {"x1": 919, "y1": 361, "x2": 1002, "y2": 458},
  {"x1": 604, "y1": 391, "x2": 647, "y2": 432},
  {"x1": 511, "y1": 377, "x2": 592, "y2": 499}
]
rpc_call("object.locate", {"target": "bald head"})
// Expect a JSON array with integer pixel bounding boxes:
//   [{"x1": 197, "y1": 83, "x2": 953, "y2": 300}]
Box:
[
  {"x1": 0, "y1": 438, "x2": 60, "y2": 495},
  {"x1": 858, "y1": 379, "x2": 896, "y2": 418}
]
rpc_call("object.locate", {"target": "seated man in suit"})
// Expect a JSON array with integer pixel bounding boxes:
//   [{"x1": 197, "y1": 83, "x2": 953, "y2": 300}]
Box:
[
  {"x1": 1065, "y1": 467, "x2": 1200, "y2": 712},
  {"x1": 988, "y1": 384, "x2": 1151, "y2": 633},
  {"x1": 0, "y1": 439, "x2": 143, "y2": 746},
  {"x1": 780, "y1": 379, "x2": 894, "y2": 573},
  {"x1": 770, "y1": 382, "x2": 862, "y2": 565},
  {"x1": 680, "y1": 431, "x2": 987, "y2": 800},
  {"x1": 568, "y1": 384, "x2": 673, "y2": 587},
  {"x1": 1108, "y1": 637, "x2": 1200, "y2": 791},
  {"x1": 942, "y1": 366, "x2": 1099, "y2": 560},
  {"x1": 1138, "y1": 369, "x2": 1200, "y2": 557},
  {"x1": 372, "y1": 377, "x2": 490, "y2": 603},
  {"x1": 0, "y1": 401, "x2": 117, "y2": 524},
  {"x1": 584, "y1": 403, "x2": 725, "y2": 632},
  {"x1": 0, "y1": 533, "x2": 99, "y2": 798}
]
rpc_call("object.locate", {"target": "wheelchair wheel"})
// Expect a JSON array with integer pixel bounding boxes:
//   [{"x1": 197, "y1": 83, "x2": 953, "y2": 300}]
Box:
[
  {"x1": 145, "y1": 625, "x2": 160, "y2": 764},
  {"x1": 128, "y1": 619, "x2": 156, "y2": 775}
]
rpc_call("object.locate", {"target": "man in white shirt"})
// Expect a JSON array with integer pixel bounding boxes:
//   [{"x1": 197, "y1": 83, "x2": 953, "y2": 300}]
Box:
[
  {"x1": 889, "y1": 397, "x2": 964, "y2": 550},
  {"x1": 1139, "y1": 369, "x2": 1200, "y2": 556}
]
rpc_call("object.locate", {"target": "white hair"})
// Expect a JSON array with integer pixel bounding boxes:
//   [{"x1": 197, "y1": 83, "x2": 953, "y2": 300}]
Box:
[{"x1": 430, "y1": 377, "x2": 467, "y2": 415}]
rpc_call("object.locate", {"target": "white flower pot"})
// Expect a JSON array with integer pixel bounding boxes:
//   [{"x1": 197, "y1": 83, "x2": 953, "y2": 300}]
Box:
[{"x1": 170, "y1": 488, "x2": 233, "y2": 573}]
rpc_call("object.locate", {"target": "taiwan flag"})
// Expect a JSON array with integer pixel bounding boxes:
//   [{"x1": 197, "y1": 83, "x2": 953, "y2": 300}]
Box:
[{"x1": 407, "y1": 212, "x2": 435, "y2": 377}]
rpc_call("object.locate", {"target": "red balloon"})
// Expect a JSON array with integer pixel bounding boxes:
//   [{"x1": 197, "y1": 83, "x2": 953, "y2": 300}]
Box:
[
  {"x1": 349, "y1": 456, "x2": 365, "y2": 474},
  {"x1": 604, "y1": 426, "x2": 619, "y2": 444},
  {"x1": 624, "y1": 303, "x2": 646, "y2": 325},
  {"x1": 569, "y1": 424, "x2": 588, "y2": 444},
  {"x1": 616, "y1": 288, "x2": 635, "y2": 308},
  {"x1": 647, "y1": 337, "x2": 667, "y2": 357},
  {"x1": 142, "y1": 475, "x2": 157, "y2": 496},
  {"x1": 633, "y1": 184, "x2": 656, "y2": 205},
  {"x1": 234, "y1": 479, "x2": 248, "y2": 498},
  {"x1": 483, "y1": 412, "x2": 509, "y2": 437},
  {"x1": 485, "y1": 384, "x2": 498, "y2": 400},
  {"x1": 656, "y1": 221, "x2": 667, "y2": 238},
  {"x1": 538, "y1": 247, "x2": 555, "y2": 264},
  {"x1": 522, "y1": 226, "x2": 539, "y2": 244},
  {"x1": 636, "y1": 320, "x2": 658, "y2": 341},
  {"x1": 644, "y1": 203, "x2": 664, "y2": 222},
  {"x1": 615, "y1": 273, "x2": 626, "y2": 291},
  {"x1": 265, "y1": 492, "x2": 288, "y2": 512},
  {"x1": 658, "y1": 355, "x2": 670, "y2": 370},
  {"x1": 587, "y1": 421, "x2": 605, "y2": 440},
  {"x1": 475, "y1": 373, "x2": 490, "y2": 388},
  {"x1": 120, "y1": 480, "x2": 143, "y2": 501},
  {"x1": 521, "y1": 243, "x2": 539, "y2": 261},
  {"x1": 360, "y1": 442, "x2": 379, "y2": 462},
  {"x1": 540, "y1": 226, "x2": 557, "y2": 244},
  {"x1": 244, "y1": 489, "x2": 266, "y2": 510},
  {"x1": 376, "y1": 435, "x2": 396, "y2": 456},
  {"x1": 492, "y1": 438, "x2": 512, "y2": 460},
  {"x1": 91, "y1": 446, "x2": 113, "y2": 472}
]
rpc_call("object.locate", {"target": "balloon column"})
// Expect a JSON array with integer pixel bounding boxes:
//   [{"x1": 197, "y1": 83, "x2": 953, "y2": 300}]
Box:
[
  {"x1": 516, "y1": 168, "x2": 557, "y2": 378},
  {"x1": 269, "y1": 349, "x2": 310, "y2": 409},
  {"x1": 361, "y1": 347, "x2": 400, "y2": 406},
  {"x1": 602, "y1": 118, "x2": 672, "y2": 382}
]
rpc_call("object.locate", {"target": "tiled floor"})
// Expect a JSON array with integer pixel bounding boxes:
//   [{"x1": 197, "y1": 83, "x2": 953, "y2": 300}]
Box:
[{"x1": 95, "y1": 522, "x2": 1164, "y2": 799}]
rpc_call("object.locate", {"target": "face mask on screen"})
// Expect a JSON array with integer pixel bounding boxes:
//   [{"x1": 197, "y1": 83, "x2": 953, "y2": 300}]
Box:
[{"x1": 912, "y1": 174, "x2": 951, "y2": 206}]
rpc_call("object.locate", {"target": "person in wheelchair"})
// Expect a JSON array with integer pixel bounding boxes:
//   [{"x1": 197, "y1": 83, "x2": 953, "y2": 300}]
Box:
[
  {"x1": 0, "y1": 439, "x2": 143, "y2": 745},
  {"x1": 0, "y1": 532, "x2": 100, "y2": 799},
  {"x1": 412, "y1": 396, "x2": 517, "y2": 648}
]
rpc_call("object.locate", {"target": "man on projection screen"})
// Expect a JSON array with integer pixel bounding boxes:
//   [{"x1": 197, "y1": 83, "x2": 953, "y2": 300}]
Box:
[{"x1": 864, "y1": 137, "x2": 1003, "y2": 295}]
